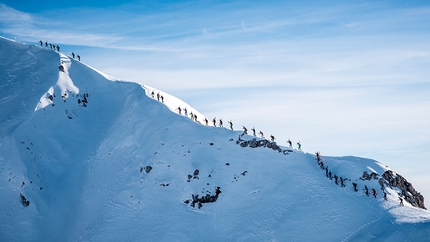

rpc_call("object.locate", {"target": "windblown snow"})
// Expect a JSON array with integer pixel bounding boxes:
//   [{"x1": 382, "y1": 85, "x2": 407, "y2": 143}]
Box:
[{"x1": 1, "y1": 36, "x2": 430, "y2": 241}]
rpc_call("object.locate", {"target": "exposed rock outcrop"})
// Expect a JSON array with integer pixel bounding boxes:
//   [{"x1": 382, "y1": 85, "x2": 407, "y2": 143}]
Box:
[
  {"x1": 184, "y1": 187, "x2": 222, "y2": 209},
  {"x1": 236, "y1": 137, "x2": 292, "y2": 155},
  {"x1": 382, "y1": 170, "x2": 426, "y2": 209}
]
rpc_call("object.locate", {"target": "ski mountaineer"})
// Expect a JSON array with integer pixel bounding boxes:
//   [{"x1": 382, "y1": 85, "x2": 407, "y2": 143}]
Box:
[
  {"x1": 372, "y1": 188, "x2": 377, "y2": 198},
  {"x1": 251, "y1": 127, "x2": 256, "y2": 136},
  {"x1": 259, "y1": 131, "x2": 264, "y2": 138},
  {"x1": 297, "y1": 141, "x2": 302, "y2": 151},
  {"x1": 353, "y1": 182, "x2": 358, "y2": 192},
  {"x1": 242, "y1": 126, "x2": 248, "y2": 134},
  {"x1": 212, "y1": 118, "x2": 216, "y2": 127},
  {"x1": 219, "y1": 119, "x2": 223, "y2": 127},
  {"x1": 204, "y1": 118, "x2": 209, "y2": 126},
  {"x1": 364, "y1": 185, "x2": 369, "y2": 196},
  {"x1": 270, "y1": 135, "x2": 275, "y2": 142},
  {"x1": 228, "y1": 121, "x2": 233, "y2": 130}
]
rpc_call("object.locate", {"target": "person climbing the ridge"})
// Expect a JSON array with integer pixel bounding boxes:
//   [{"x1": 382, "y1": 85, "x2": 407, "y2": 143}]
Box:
[
  {"x1": 77, "y1": 55, "x2": 81, "y2": 61},
  {"x1": 251, "y1": 127, "x2": 256, "y2": 136},
  {"x1": 204, "y1": 118, "x2": 209, "y2": 126},
  {"x1": 399, "y1": 197, "x2": 404, "y2": 206},
  {"x1": 161, "y1": 95, "x2": 164, "y2": 103},
  {"x1": 212, "y1": 118, "x2": 216, "y2": 127},
  {"x1": 151, "y1": 91, "x2": 155, "y2": 98},
  {"x1": 72, "y1": 52, "x2": 75, "y2": 59},
  {"x1": 297, "y1": 141, "x2": 302, "y2": 151},
  {"x1": 45, "y1": 41, "x2": 48, "y2": 47},
  {"x1": 184, "y1": 107, "x2": 188, "y2": 116},
  {"x1": 372, "y1": 188, "x2": 377, "y2": 198},
  {"x1": 243, "y1": 126, "x2": 248, "y2": 135},
  {"x1": 228, "y1": 121, "x2": 233, "y2": 130},
  {"x1": 157, "y1": 92, "x2": 160, "y2": 101},
  {"x1": 270, "y1": 135, "x2": 275, "y2": 142},
  {"x1": 219, "y1": 119, "x2": 223, "y2": 127},
  {"x1": 364, "y1": 185, "x2": 369, "y2": 196},
  {"x1": 287, "y1": 139, "x2": 292, "y2": 148},
  {"x1": 39, "y1": 40, "x2": 43, "y2": 47},
  {"x1": 353, "y1": 182, "x2": 358, "y2": 192},
  {"x1": 340, "y1": 177, "x2": 345, "y2": 187},
  {"x1": 177, "y1": 107, "x2": 182, "y2": 114},
  {"x1": 259, "y1": 131, "x2": 264, "y2": 138}
]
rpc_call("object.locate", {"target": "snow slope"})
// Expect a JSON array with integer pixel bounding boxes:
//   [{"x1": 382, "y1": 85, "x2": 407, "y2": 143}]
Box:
[{"x1": 1, "y1": 36, "x2": 430, "y2": 241}]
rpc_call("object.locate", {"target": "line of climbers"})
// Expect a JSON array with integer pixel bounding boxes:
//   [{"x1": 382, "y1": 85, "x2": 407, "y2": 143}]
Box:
[
  {"x1": 39, "y1": 40, "x2": 60, "y2": 52},
  {"x1": 151, "y1": 91, "x2": 164, "y2": 103},
  {"x1": 315, "y1": 152, "x2": 404, "y2": 206},
  {"x1": 38, "y1": 40, "x2": 81, "y2": 61},
  {"x1": 149, "y1": 89, "x2": 303, "y2": 151}
]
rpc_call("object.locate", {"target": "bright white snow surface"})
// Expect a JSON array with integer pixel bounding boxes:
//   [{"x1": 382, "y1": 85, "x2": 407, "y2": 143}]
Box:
[{"x1": 1, "y1": 36, "x2": 430, "y2": 241}]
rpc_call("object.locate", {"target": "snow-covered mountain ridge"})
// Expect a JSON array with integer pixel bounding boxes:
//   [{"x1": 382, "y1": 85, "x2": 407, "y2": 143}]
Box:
[{"x1": 1, "y1": 36, "x2": 430, "y2": 241}]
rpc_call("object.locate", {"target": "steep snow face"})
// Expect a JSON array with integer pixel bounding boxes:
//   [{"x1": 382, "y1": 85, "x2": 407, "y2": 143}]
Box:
[{"x1": 1, "y1": 37, "x2": 430, "y2": 242}]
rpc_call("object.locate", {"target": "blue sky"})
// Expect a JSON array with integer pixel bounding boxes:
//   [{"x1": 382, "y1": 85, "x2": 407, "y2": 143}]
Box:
[{"x1": 1, "y1": 0, "x2": 430, "y2": 200}]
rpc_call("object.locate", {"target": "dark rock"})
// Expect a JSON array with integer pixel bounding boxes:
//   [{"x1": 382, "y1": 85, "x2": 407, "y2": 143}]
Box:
[
  {"x1": 360, "y1": 171, "x2": 380, "y2": 181},
  {"x1": 193, "y1": 169, "x2": 199, "y2": 179},
  {"x1": 145, "y1": 166, "x2": 152, "y2": 174},
  {"x1": 249, "y1": 138, "x2": 258, "y2": 148},
  {"x1": 20, "y1": 193, "x2": 30, "y2": 207},
  {"x1": 188, "y1": 187, "x2": 222, "y2": 209},
  {"x1": 382, "y1": 170, "x2": 426, "y2": 209}
]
